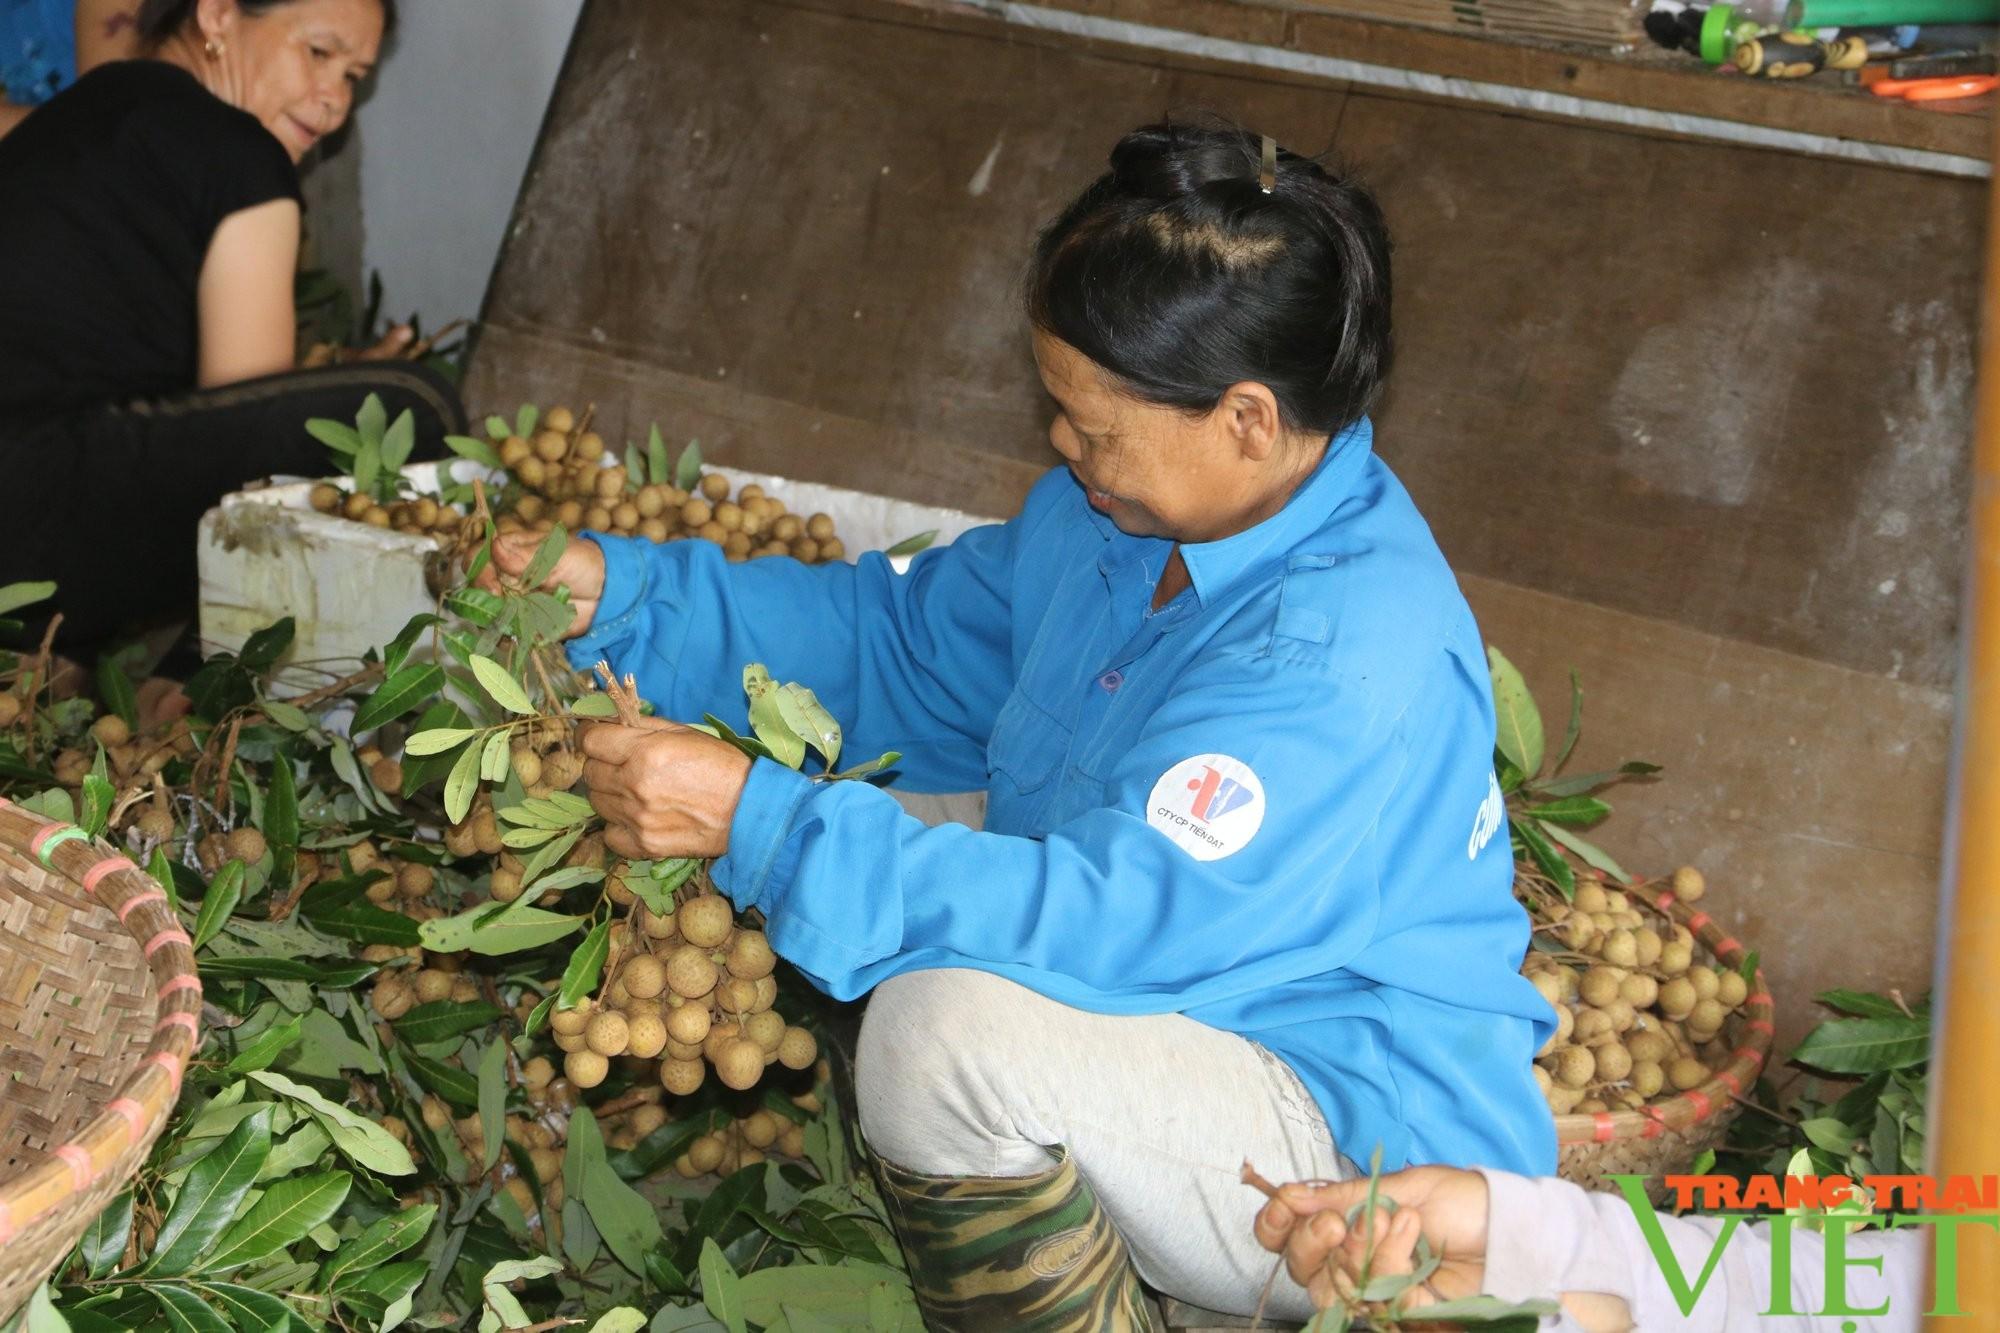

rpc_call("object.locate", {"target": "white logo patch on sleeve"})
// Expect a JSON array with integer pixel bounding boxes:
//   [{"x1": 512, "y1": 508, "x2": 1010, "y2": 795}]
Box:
[
  {"x1": 1468, "y1": 771, "x2": 1505, "y2": 860},
  {"x1": 1147, "y1": 754, "x2": 1266, "y2": 861}
]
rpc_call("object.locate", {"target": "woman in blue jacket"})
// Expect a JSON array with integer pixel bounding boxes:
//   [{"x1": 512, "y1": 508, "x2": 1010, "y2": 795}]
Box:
[{"x1": 494, "y1": 122, "x2": 1555, "y2": 1329}]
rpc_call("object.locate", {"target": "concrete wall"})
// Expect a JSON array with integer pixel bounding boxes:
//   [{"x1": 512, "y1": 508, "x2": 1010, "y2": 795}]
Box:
[{"x1": 352, "y1": 0, "x2": 583, "y2": 331}]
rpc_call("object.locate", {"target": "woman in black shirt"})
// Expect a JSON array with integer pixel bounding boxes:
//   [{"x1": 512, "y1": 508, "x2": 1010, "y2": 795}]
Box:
[{"x1": 0, "y1": 0, "x2": 465, "y2": 652}]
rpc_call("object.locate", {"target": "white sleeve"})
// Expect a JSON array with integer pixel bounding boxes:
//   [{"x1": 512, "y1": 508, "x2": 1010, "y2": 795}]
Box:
[{"x1": 1473, "y1": 1169, "x2": 1924, "y2": 1331}]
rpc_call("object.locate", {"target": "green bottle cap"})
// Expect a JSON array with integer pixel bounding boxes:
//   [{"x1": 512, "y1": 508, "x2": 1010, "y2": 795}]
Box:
[{"x1": 1701, "y1": 3, "x2": 1739, "y2": 62}]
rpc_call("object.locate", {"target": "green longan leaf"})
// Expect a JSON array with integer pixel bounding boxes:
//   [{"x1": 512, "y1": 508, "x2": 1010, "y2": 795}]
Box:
[
  {"x1": 222, "y1": 1012, "x2": 302, "y2": 1073},
  {"x1": 1801, "y1": 1117, "x2": 1858, "y2": 1154},
  {"x1": 422, "y1": 904, "x2": 581, "y2": 956},
  {"x1": 148, "y1": 1107, "x2": 274, "y2": 1275},
  {"x1": 469, "y1": 654, "x2": 533, "y2": 715},
  {"x1": 81, "y1": 1191, "x2": 133, "y2": 1278},
  {"x1": 443, "y1": 587, "x2": 504, "y2": 629},
  {"x1": 1529, "y1": 761, "x2": 1663, "y2": 800},
  {"x1": 569, "y1": 692, "x2": 618, "y2": 718},
  {"x1": 405, "y1": 727, "x2": 479, "y2": 756},
  {"x1": 1815, "y1": 989, "x2": 1909, "y2": 1019},
  {"x1": 321, "y1": 1205, "x2": 438, "y2": 1291},
  {"x1": 305, "y1": 417, "x2": 361, "y2": 457},
  {"x1": 480, "y1": 728, "x2": 511, "y2": 783},
  {"x1": 625, "y1": 443, "x2": 645, "y2": 485},
  {"x1": 1791, "y1": 1016, "x2": 1931, "y2": 1074},
  {"x1": 776, "y1": 683, "x2": 842, "y2": 769},
  {"x1": 558, "y1": 919, "x2": 612, "y2": 1009},
  {"x1": 882, "y1": 530, "x2": 937, "y2": 559},
  {"x1": 1383, "y1": 1295, "x2": 1560, "y2": 1323},
  {"x1": 264, "y1": 756, "x2": 298, "y2": 896},
  {"x1": 79, "y1": 758, "x2": 113, "y2": 840},
  {"x1": 352, "y1": 662, "x2": 445, "y2": 735},
  {"x1": 192, "y1": 861, "x2": 246, "y2": 951},
  {"x1": 675, "y1": 439, "x2": 703, "y2": 492},
  {"x1": 500, "y1": 824, "x2": 557, "y2": 849},
  {"x1": 747, "y1": 685, "x2": 806, "y2": 770},
  {"x1": 200, "y1": 1170, "x2": 352, "y2": 1273},
  {"x1": 1539, "y1": 822, "x2": 1630, "y2": 885},
  {"x1": 699, "y1": 1237, "x2": 747, "y2": 1333},
  {"x1": 649, "y1": 426, "x2": 672, "y2": 486},
  {"x1": 485, "y1": 414, "x2": 510, "y2": 438},
  {"x1": 247, "y1": 1070, "x2": 416, "y2": 1175},
  {"x1": 356, "y1": 393, "x2": 389, "y2": 446},
  {"x1": 476, "y1": 1041, "x2": 507, "y2": 1173},
  {"x1": 442, "y1": 738, "x2": 483, "y2": 825},
  {"x1": 403, "y1": 1051, "x2": 478, "y2": 1109},
  {"x1": 522, "y1": 522, "x2": 571, "y2": 589},
  {"x1": 1555, "y1": 668, "x2": 1584, "y2": 772},
  {"x1": 830, "y1": 751, "x2": 901, "y2": 782},
  {"x1": 239, "y1": 618, "x2": 296, "y2": 672},
  {"x1": 96, "y1": 657, "x2": 139, "y2": 731},
  {"x1": 395, "y1": 1001, "x2": 504, "y2": 1046},
  {"x1": 300, "y1": 898, "x2": 419, "y2": 947},
  {"x1": 444, "y1": 433, "x2": 503, "y2": 470},
  {"x1": 1740, "y1": 950, "x2": 1762, "y2": 984},
  {"x1": 586, "y1": 1311, "x2": 648, "y2": 1333},
  {"x1": 1523, "y1": 795, "x2": 1611, "y2": 827},
  {"x1": 380, "y1": 409, "x2": 417, "y2": 473},
  {"x1": 1486, "y1": 645, "x2": 1544, "y2": 779},
  {"x1": 514, "y1": 403, "x2": 539, "y2": 439},
  {"x1": 189, "y1": 1282, "x2": 290, "y2": 1333},
  {"x1": 1512, "y1": 816, "x2": 1574, "y2": 897},
  {"x1": 198, "y1": 955, "x2": 377, "y2": 986},
  {"x1": 150, "y1": 1284, "x2": 229, "y2": 1333},
  {"x1": 524, "y1": 993, "x2": 556, "y2": 1036}
]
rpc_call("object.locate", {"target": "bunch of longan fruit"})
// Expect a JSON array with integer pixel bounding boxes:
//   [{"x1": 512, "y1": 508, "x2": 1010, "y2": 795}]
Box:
[
  {"x1": 1524, "y1": 867, "x2": 1752, "y2": 1116},
  {"x1": 307, "y1": 482, "x2": 466, "y2": 545},
  {"x1": 547, "y1": 887, "x2": 818, "y2": 1101},
  {"x1": 386, "y1": 1073, "x2": 575, "y2": 1223}
]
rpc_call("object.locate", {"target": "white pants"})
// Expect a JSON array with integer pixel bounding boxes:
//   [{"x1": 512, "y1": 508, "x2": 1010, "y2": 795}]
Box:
[{"x1": 855, "y1": 968, "x2": 1351, "y2": 1320}]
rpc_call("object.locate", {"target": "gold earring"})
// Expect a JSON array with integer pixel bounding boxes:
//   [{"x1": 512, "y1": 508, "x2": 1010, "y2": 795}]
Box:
[{"x1": 204, "y1": 37, "x2": 224, "y2": 58}]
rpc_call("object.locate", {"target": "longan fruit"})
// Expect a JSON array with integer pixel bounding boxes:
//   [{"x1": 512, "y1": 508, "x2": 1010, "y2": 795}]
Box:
[
  {"x1": 1659, "y1": 940, "x2": 1694, "y2": 975},
  {"x1": 640, "y1": 904, "x2": 678, "y2": 940},
  {"x1": 664, "y1": 1037, "x2": 704, "y2": 1062},
  {"x1": 397, "y1": 862, "x2": 434, "y2": 899},
  {"x1": 680, "y1": 498, "x2": 713, "y2": 528},
  {"x1": 1672, "y1": 866, "x2": 1707, "y2": 902},
  {"x1": 135, "y1": 808, "x2": 174, "y2": 840},
  {"x1": 790, "y1": 1090, "x2": 823, "y2": 1115},
  {"x1": 1631, "y1": 1060, "x2": 1665, "y2": 1099},
  {"x1": 703, "y1": 1020, "x2": 741, "y2": 1064},
  {"x1": 1688, "y1": 998, "x2": 1727, "y2": 1036},
  {"x1": 553, "y1": 1029, "x2": 587, "y2": 1053},
  {"x1": 627, "y1": 1012, "x2": 669, "y2": 1060},
  {"x1": 639, "y1": 517, "x2": 669, "y2": 543},
  {"x1": 580, "y1": 504, "x2": 608, "y2": 531},
  {"x1": 586, "y1": 1011, "x2": 631, "y2": 1057},
  {"x1": 508, "y1": 745, "x2": 542, "y2": 789},
  {"x1": 697, "y1": 521, "x2": 727, "y2": 545},
  {"x1": 1619, "y1": 974, "x2": 1658, "y2": 1009},
  {"x1": 522, "y1": 1056, "x2": 555, "y2": 1092},
  {"x1": 1687, "y1": 966, "x2": 1720, "y2": 1002},
  {"x1": 687, "y1": 1133, "x2": 726, "y2": 1174},
  {"x1": 1595, "y1": 1041, "x2": 1634, "y2": 1083},
  {"x1": 715, "y1": 1039, "x2": 765, "y2": 1090},
  {"x1": 1555, "y1": 1045, "x2": 1595, "y2": 1090},
  {"x1": 91, "y1": 714, "x2": 131, "y2": 747},
  {"x1": 806, "y1": 513, "x2": 835, "y2": 541},
  {"x1": 367, "y1": 756, "x2": 403, "y2": 795},
  {"x1": 1603, "y1": 890, "x2": 1629, "y2": 915},
  {"x1": 1716, "y1": 971, "x2": 1749, "y2": 1009},
  {"x1": 1627, "y1": 1030, "x2": 1672, "y2": 1064},
  {"x1": 1669, "y1": 1057, "x2": 1708, "y2": 1091},
  {"x1": 1658, "y1": 978, "x2": 1697, "y2": 1021},
  {"x1": 772, "y1": 514, "x2": 803, "y2": 542},
  {"x1": 531, "y1": 429, "x2": 567, "y2": 463},
  {"x1": 543, "y1": 749, "x2": 585, "y2": 791},
  {"x1": 777, "y1": 1026, "x2": 817, "y2": 1071},
  {"x1": 1632, "y1": 928, "x2": 1663, "y2": 969},
  {"x1": 1573, "y1": 1008, "x2": 1614, "y2": 1044},
  {"x1": 372, "y1": 977, "x2": 415, "y2": 1019},
  {"x1": 414, "y1": 970, "x2": 453, "y2": 1004},
  {"x1": 743, "y1": 1011, "x2": 786, "y2": 1055},
  {"x1": 621, "y1": 954, "x2": 667, "y2": 1000},
  {"x1": 490, "y1": 866, "x2": 523, "y2": 902},
  {"x1": 779, "y1": 1124, "x2": 805, "y2": 1158},
  {"x1": 666, "y1": 944, "x2": 719, "y2": 998},
  {"x1": 741, "y1": 1110, "x2": 780, "y2": 1149},
  {"x1": 343, "y1": 491, "x2": 374, "y2": 520},
  {"x1": 573, "y1": 431, "x2": 606, "y2": 462},
  {"x1": 1546, "y1": 1085, "x2": 1583, "y2": 1115},
  {"x1": 660, "y1": 1058, "x2": 706, "y2": 1096},
  {"x1": 634, "y1": 486, "x2": 666, "y2": 519},
  {"x1": 444, "y1": 820, "x2": 479, "y2": 857},
  {"x1": 611, "y1": 501, "x2": 640, "y2": 531},
  {"x1": 665, "y1": 1001, "x2": 711, "y2": 1045},
  {"x1": 819, "y1": 537, "x2": 845, "y2": 562},
  {"x1": 1550, "y1": 1004, "x2": 1575, "y2": 1047},
  {"x1": 550, "y1": 1003, "x2": 591, "y2": 1036},
  {"x1": 555, "y1": 499, "x2": 584, "y2": 529},
  {"x1": 310, "y1": 481, "x2": 343, "y2": 513},
  {"x1": 364, "y1": 871, "x2": 398, "y2": 905},
  {"x1": 1601, "y1": 1000, "x2": 1637, "y2": 1034},
  {"x1": 752, "y1": 976, "x2": 779, "y2": 1012},
  {"x1": 711, "y1": 501, "x2": 742, "y2": 532},
  {"x1": 1579, "y1": 967, "x2": 1622, "y2": 1009},
  {"x1": 593, "y1": 467, "x2": 627, "y2": 502},
  {"x1": 700, "y1": 473, "x2": 730, "y2": 502},
  {"x1": 678, "y1": 896, "x2": 733, "y2": 948},
  {"x1": 565, "y1": 1050, "x2": 609, "y2": 1088},
  {"x1": 727, "y1": 931, "x2": 776, "y2": 980},
  {"x1": 0, "y1": 693, "x2": 21, "y2": 727},
  {"x1": 226, "y1": 827, "x2": 268, "y2": 863},
  {"x1": 1601, "y1": 929, "x2": 1639, "y2": 968},
  {"x1": 472, "y1": 810, "x2": 503, "y2": 856},
  {"x1": 716, "y1": 976, "x2": 759, "y2": 1014},
  {"x1": 723, "y1": 531, "x2": 752, "y2": 560},
  {"x1": 792, "y1": 538, "x2": 820, "y2": 564},
  {"x1": 419, "y1": 1096, "x2": 451, "y2": 1132},
  {"x1": 542, "y1": 406, "x2": 575, "y2": 434}
]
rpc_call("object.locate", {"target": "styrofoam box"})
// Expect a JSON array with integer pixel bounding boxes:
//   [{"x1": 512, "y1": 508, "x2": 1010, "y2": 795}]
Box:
[{"x1": 197, "y1": 460, "x2": 1001, "y2": 683}]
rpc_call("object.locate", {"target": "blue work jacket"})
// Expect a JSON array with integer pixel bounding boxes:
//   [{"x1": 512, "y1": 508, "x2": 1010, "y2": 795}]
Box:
[{"x1": 569, "y1": 419, "x2": 1558, "y2": 1174}]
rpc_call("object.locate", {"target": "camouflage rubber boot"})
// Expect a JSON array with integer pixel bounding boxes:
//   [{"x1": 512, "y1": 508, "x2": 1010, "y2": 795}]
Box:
[{"x1": 875, "y1": 1148, "x2": 1162, "y2": 1333}]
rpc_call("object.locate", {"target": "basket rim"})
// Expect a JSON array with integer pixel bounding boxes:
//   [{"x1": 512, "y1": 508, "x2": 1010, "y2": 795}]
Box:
[
  {"x1": 0, "y1": 799, "x2": 200, "y2": 1245},
  {"x1": 1551, "y1": 872, "x2": 1774, "y2": 1148}
]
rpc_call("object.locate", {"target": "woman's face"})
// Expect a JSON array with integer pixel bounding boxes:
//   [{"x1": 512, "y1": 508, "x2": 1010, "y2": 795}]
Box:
[
  {"x1": 1033, "y1": 331, "x2": 1311, "y2": 546},
  {"x1": 201, "y1": 0, "x2": 383, "y2": 161}
]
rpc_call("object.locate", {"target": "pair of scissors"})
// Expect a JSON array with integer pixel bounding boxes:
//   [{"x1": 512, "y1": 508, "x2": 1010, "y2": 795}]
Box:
[{"x1": 1870, "y1": 74, "x2": 1999, "y2": 101}]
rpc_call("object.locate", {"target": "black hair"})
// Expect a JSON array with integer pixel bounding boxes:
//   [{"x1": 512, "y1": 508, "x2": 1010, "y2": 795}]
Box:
[
  {"x1": 138, "y1": 0, "x2": 397, "y2": 46},
  {"x1": 1027, "y1": 120, "x2": 1393, "y2": 438}
]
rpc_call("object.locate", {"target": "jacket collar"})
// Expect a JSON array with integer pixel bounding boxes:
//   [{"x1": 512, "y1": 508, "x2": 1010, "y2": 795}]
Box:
[{"x1": 1086, "y1": 418, "x2": 1374, "y2": 607}]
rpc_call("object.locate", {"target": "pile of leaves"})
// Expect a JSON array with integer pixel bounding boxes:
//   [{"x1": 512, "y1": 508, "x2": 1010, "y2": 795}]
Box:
[{"x1": 0, "y1": 537, "x2": 923, "y2": 1332}]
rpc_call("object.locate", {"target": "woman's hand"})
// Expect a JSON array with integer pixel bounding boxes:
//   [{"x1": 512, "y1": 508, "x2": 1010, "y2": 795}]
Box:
[
  {"x1": 481, "y1": 530, "x2": 607, "y2": 638},
  {"x1": 581, "y1": 718, "x2": 753, "y2": 860},
  {"x1": 1253, "y1": 1167, "x2": 1490, "y2": 1312}
]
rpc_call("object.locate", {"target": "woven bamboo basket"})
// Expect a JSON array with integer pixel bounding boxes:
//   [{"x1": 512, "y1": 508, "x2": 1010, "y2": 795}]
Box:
[
  {"x1": 1553, "y1": 875, "x2": 1774, "y2": 1192},
  {"x1": 0, "y1": 798, "x2": 200, "y2": 1319}
]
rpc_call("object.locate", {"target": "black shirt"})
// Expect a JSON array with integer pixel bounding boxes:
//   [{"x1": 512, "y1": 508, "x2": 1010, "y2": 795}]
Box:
[{"x1": 0, "y1": 61, "x2": 301, "y2": 418}]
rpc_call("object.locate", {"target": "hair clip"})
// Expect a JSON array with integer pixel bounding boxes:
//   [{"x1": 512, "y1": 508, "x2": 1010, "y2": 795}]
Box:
[{"x1": 1258, "y1": 135, "x2": 1277, "y2": 194}]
